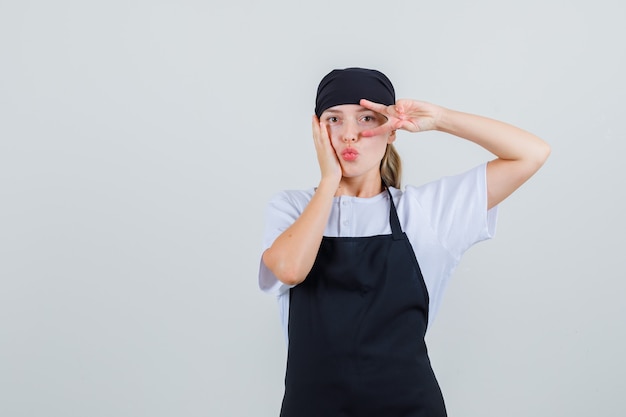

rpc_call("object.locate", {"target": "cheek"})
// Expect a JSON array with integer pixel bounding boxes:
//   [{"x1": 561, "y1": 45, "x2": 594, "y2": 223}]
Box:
[
  {"x1": 369, "y1": 139, "x2": 390, "y2": 159},
  {"x1": 328, "y1": 126, "x2": 342, "y2": 140},
  {"x1": 368, "y1": 137, "x2": 389, "y2": 149},
  {"x1": 328, "y1": 131, "x2": 343, "y2": 147}
]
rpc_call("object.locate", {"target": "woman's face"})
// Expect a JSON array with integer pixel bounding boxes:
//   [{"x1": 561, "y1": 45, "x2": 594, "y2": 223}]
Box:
[{"x1": 321, "y1": 104, "x2": 396, "y2": 180}]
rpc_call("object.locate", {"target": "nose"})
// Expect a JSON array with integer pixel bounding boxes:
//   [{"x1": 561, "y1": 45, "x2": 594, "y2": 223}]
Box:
[{"x1": 342, "y1": 120, "x2": 359, "y2": 142}]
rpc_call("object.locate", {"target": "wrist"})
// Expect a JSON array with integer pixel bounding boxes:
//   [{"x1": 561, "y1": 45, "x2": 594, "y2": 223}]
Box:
[
  {"x1": 433, "y1": 106, "x2": 453, "y2": 132},
  {"x1": 317, "y1": 177, "x2": 340, "y2": 195}
]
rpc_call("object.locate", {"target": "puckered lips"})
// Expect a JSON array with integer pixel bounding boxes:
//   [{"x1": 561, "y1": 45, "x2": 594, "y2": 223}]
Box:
[{"x1": 341, "y1": 148, "x2": 359, "y2": 161}]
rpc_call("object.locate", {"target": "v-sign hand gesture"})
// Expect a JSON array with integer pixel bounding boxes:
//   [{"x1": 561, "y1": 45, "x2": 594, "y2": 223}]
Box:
[{"x1": 359, "y1": 98, "x2": 443, "y2": 137}]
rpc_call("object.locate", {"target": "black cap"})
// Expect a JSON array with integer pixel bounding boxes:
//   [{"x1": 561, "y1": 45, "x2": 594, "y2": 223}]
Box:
[{"x1": 314, "y1": 67, "x2": 395, "y2": 117}]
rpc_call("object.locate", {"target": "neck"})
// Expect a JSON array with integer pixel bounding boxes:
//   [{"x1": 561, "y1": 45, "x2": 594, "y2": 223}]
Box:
[{"x1": 335, "y1": 175, "x2": 384, "y2": 198}]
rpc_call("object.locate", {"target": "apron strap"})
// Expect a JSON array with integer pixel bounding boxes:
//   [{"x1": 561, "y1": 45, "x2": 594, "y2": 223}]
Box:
[{"x1": 382, "y1": 180, "x2": 403, "y2": 241}]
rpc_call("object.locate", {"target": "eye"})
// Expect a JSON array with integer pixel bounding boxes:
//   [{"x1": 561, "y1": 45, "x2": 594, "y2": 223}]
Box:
[
  {"x1": 326, "y1": 116, "x2": 339, "y2": 124},
  {"x1": 359, "y1": 114, "x2": 379, "y2": 124}
]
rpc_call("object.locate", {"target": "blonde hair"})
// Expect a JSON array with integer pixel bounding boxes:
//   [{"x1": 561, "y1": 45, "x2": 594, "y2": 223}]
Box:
[{"x1": 380, "y1": 143, "x2": 402, "y2": 189}]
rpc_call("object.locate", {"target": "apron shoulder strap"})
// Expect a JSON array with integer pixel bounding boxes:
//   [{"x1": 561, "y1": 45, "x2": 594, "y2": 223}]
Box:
[{"x1": 383, "y1": 182, "x2": 403, "y2": 241}]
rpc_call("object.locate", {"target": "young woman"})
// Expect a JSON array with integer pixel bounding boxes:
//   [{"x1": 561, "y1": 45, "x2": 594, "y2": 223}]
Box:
[{"x1": 258, "y1": 67, "x2": 550, "y2": 416}]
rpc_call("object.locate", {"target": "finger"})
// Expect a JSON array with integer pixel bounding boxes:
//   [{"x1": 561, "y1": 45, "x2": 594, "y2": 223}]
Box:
[
  {"x1": 361, "y1": 121, "x2": 397, "y2": 138},
  {"x1": 312, "y1": 114, "x2": 320, "y2": 132},
  {"x1": 312, "y1": 114, "x2": 324, "y2": 142},
  {"x1": 312, "y1": 116, "x2": 334, "y2": 153},
  {"x1": 319, "y1": 120, "x2": 331, "y2": 145},
  {"x1": 359, "y1": 98, "x2": 389, "y2": 114}
]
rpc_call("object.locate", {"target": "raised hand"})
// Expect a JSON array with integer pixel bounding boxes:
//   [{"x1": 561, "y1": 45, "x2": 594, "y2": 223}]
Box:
[{"x1": 359, "y1": 98, "x2": 443, "y2": 137}]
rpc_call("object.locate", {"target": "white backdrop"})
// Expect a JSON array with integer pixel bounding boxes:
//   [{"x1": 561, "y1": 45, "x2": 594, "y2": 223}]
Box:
[{"x1": 1, "y1": 1, "x2": 624, "y2": 416}]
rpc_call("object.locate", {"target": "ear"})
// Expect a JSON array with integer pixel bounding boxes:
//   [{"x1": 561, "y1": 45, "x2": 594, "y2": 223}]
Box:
[{"x1": 387, "y1": 130, "x2": 397, "y2": 144}]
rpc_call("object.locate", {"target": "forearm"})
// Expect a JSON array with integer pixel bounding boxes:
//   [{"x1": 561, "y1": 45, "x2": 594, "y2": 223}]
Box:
[
  {"x1": 435, "y1": 108, "x2": 550, "y2": 208},
  {"x1": 262, "y1": 179, "x2": 337, "y2": 286},
  {"x1": 436, "y1": 108, "x2": 550, "y2": 164}
]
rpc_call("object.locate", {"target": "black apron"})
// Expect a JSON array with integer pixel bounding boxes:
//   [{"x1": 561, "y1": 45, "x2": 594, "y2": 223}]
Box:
[{"x1": 280, "y1": 188, "x2": 447, "y2": 417}]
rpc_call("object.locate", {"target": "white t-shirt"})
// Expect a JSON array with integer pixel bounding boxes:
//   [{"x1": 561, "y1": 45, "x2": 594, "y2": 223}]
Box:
[{"x1": 259, "y1": 163, "x2": 498, "y2": 342}]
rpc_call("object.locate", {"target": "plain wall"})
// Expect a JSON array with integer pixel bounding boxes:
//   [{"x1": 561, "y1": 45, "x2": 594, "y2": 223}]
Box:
[{"x1": 1, "y1": 0, "x2": 624, "y2": 416}]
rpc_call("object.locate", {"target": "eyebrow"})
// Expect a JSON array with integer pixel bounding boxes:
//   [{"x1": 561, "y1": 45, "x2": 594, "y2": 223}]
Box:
[{"x1": 324, "y1": 107, "x2": 374, "y2": 114}]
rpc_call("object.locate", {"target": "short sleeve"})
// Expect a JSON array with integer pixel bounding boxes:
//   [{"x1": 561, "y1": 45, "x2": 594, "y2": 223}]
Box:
[
  {"x1": 404, "y1": 163, "x2": 497, "y2": 260},
  {"x1": 257, "y1": 190, "x2": 313, "y2": 295}
]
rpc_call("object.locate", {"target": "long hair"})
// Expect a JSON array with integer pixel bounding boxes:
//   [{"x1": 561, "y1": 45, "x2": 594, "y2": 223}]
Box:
[{"x1": 380, "y1": 143, "x2": 402, "y2": 189}]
